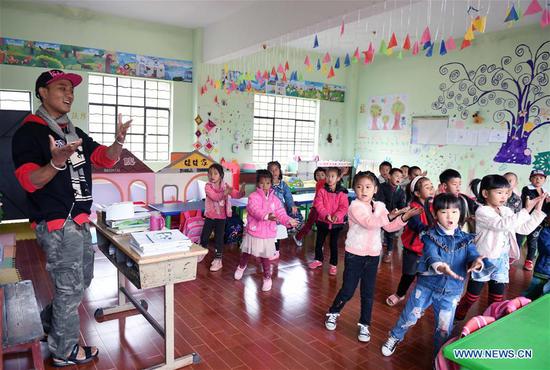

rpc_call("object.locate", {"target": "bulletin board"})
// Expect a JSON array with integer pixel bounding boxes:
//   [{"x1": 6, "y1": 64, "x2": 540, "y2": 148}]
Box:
[{"x1": 411, "y1": 116, "x2": 449, "y2": 145}]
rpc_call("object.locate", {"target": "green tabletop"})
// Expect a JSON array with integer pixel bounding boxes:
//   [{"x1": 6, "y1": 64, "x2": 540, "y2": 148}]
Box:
[{"x1": 443, "y1": 294, "x2": 550, "y2": 370}]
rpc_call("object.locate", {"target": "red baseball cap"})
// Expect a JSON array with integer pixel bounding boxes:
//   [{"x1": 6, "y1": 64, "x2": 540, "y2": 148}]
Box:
[{"x1": 35, "y1": 69, "x2": 82, "y2": 99}]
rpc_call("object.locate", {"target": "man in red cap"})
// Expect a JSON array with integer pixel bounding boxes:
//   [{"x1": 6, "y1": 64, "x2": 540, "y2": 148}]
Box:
[{"x1": 12, "y1": 69, "x2": 131, "y2": 366}]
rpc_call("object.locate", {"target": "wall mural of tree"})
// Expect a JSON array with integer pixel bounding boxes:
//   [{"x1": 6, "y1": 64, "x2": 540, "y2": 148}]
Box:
[{"x1": 432, "y1": 41, "x2": 550, "y2": 165}]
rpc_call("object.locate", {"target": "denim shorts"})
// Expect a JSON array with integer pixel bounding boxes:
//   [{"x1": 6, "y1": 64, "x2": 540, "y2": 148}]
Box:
[{"x1": 472, "y1": 253, "x2": 509, "y2": 283}]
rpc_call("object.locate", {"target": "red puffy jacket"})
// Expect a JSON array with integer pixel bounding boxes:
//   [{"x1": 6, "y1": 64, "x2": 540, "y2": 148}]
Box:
[{"x1": 400, "y1": 201, "x2": 432, "y2": 255}]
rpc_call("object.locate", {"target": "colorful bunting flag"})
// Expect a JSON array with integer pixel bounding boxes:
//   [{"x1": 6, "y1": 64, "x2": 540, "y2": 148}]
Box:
[
  {"x1": 304, "y1": 55, "x2": 311, "y2": 66},
  {"x1": 334, "y1": 57, "x2": 340, "y2": 69},
  {"x1": 402, "y1": 34, "x2": 411, "y2": 50},
  {"x1": 271, "y1": 67, "x2": 277, "y2": 76},
  {"x1": 298, "y1": 72, "x2": 304, "y2": 80},
  {"x1": 388, "y1": 32, "x2": 398, "y2": 48},
  {"x1": 344, "y1": 53, "x2": 351, "y2": 67},
  {"x1": 473, "y1": 16, "x2": 487, "y2": 32},
  {"x1": 353, "y1": 47, "x2": 360, "y2": 60},
  {"x1": 464, "y1": 26, "x2": 475, "y2": 41},
  {"x1": 313, "y1": 35, "x2": 319, "y2": 48},
  {"x1": 340, "y1": 19, "x2": 345, "y2": 36},
  {"x1": 321, "y1": 64, "x2": 328, "y2": 73},
  {"x1": 385, "y1": 47, "x2": 393, "y2": 56},
  {"x1": 541, "y1": 9, "x2": 550, "y2": 27},
  {"x1": 439, "y1": 40, "x2": 447, "y2": 55},
  {"x1": 505, "y1": 5, "x2": 519, "y2": 22},
  {"x1": 277, "y1": 64, "x2": 284, "y2": 73},
  {"x1": 285, "y1": 61, "x2": 289, "y2": 71},
  {"x1": 327, "y1": 66, "x2": 335, "y2": 79},
  {"x1": 397, "y1": 51, "x2": 403, "y2": 60},
  {"x1": 379, "y1": 40, "x2": 388, "y2": 54},
  {"x1": 214, "y1": 95, "x2": 218, "y2": 104},
  {"x1": 421, "y1": 26, "x2": 432, "y2": 44},
  {"x1": 446, "y1": 36, "x2": 457, "y2": 51},
  {"x1": 316, "y1": 58, "x2": 321, "y2": 70},
  {"x1": 524, "y1": 0, "x2": 543, "y2": 16},
  {"x1": 323, "y1": 52, "x2": 331, "y2": 63},
  {"x1": 423, "y1": 41, "x2": 432, "y2": 50},
  {"x1": 263, "y1": 71, "x2": 269, "y2": 80},
  {"x1": 426, "y1": 43, "x2": 434, "y2": 57},
  {"x1": 461, "y1": 38, "x2": 472, "y2": 50},
  {"x1": 412, "y1": 41, "x2": 419, "y2": 55},
  {"x1": 282, "y1": 72, "x2": 287, "y2": 82}
]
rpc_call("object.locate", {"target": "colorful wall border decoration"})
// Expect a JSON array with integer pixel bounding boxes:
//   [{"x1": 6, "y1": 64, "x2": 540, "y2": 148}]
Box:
[{"x1": 0, "y1": 37, "x2": 192, "y2": 82}]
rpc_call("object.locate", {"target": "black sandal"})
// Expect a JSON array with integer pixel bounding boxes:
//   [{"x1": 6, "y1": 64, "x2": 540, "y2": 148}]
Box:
[{"x1": 52, "y1": 343, "x2": 99, "y2": 367}]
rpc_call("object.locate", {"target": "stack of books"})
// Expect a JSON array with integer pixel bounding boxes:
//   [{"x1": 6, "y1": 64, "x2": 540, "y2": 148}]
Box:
[
  {"x1": 106, "y1": 212, "x2": 151, "y2": 234},
  {"x1": 130, "y1": 229, "x2": 192, "y2": 256}
]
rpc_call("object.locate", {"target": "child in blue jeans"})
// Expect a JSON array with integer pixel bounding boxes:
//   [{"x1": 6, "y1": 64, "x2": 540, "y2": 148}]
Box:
[{"x1": 381, "y1": 193, "x2": 485, "y2": 357}]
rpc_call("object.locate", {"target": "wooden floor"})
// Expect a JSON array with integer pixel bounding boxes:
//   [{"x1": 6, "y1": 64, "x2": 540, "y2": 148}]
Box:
[{"x1": 4, "y1": 230, "x2": 533, "y2": 370}]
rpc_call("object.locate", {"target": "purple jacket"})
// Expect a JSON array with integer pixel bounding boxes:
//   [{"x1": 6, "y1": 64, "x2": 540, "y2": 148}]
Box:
[{"x1": 245, "y1": 188, "x2": 292, "y2": 239}]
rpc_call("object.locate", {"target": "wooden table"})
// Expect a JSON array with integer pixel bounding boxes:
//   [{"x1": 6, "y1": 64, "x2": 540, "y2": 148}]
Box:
[
  {"x1": 148, "y1": 201, "x2": 205, "y2": 228},
  {"x1": 93, "y1": 221, "x2": 208, "y2": 369}
]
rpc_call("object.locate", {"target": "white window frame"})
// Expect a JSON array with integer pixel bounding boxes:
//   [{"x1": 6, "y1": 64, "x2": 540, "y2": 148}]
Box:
[
  {"x1": 0, "y1": 90, "x2": 32, "y2": 111},
  {"x1": 252, "y1": 94, "x2": 319, "y2": 167},
  {"x1": 87, "y1": 73, "x2": 173, "y2": 162}
]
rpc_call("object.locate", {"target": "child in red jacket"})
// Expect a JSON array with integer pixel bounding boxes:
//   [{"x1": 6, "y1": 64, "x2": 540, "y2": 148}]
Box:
[
  {"x1": 308, "y1": 167, "x2": 349, "y2": 275},
  {"x1": 386, "y1": 176, "x2": 435, "y2": 306},
  {"x1": 294, "y1": 167, "x2": 326, "y2": 246}
]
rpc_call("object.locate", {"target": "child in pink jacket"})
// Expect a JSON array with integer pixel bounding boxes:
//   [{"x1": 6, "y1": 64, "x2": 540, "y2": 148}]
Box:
[
  {"x1": 324, "y1": 171, "x2": 420, "y2": 342},
  {"x1": 309, "y1": 167, "x2": 350, "y2": 275},
  {"x1": 234, "y1": 170, "x2": 298, "y2": 292},
  {"x1": 200, "y1": 163, "x2": 244, "y2": 272}
]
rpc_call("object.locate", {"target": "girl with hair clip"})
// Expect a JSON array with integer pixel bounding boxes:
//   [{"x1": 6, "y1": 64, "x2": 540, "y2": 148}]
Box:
[
  {"x1": 454, "y1": 174, "x2": 547, "y2": 321},
  {"x1": 386, "y1": 175, "x2": 435, "y2": 307}
]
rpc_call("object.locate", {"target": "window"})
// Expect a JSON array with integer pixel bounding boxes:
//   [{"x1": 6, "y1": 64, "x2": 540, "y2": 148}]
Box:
[
  {"x1": 88, "y1": 74, "x2": 171, "y2": 161},
  {"x1": 253, "y1": 94, "x2": 319, "y2": 166},
  {"x1": 0, "y1": 90, "x2": 32, "y2": 111}
]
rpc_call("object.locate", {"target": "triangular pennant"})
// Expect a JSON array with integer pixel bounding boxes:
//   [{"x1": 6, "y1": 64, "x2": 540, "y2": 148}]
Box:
[
  {"x1": 334, "y1": 57, "x2": 340, "y2": 69},
  {"x1": 446, "y1": 36, "x2": 457, "y2": 51},
  {"x1": 306, "y1": 64, "x2": 313, "y2": 72},
  {"x1": 230, "y1": 81, "x2": 237, "y2": 90},
  {"x1": 412, "y1": 41, "x2": 419, "y2": 55},
  {"x1": 246, "y1": 81, "x2": 252, "y2": 91},
  {"x1": 426, "y1": 43, "x2": 434, "y2": 57},
  {"x1": 524, "y1": 0, "x2": 543, "y2": 16},
  {"x1": 323, "y1": 52, "x2": 331, "y2": 64},
  {"x1": 316, "y1": 58, "x2": 321, "y2": 70},
  {"x1": 321, "y1": 64, "x2": 328, "y2": 73},
  {"x1": 385, "y1": 47, "x2": 393, "y2": 56},
  {"x1": 304, "y1": 55, "x2": 311, "y2": 66},
  {"x1": 473, "y1": 16, "x2": 487, "y2": 33},
  {"x1": 327, "y1": 66, "x2": 335, "y2": 79},
  {"x1": 397, "y1": 51, "x2": 403, "y2": 60},
  {"x1": 263, "y1": 70, "x2": 269, "y2": 79},
  {"x1": 214, "y1": 95, "x2": 218, "y2": 104},
  {"x1": 285, "y1": 61, "x2": 290, "y2": 71},
  {"x1": 464, "y1": 25, "x2": 475, "y2": 41},
  {"x1": 282, "y1": 72, "x2": 287, "y2": 82},
  {"x1": 298, "y1": 72, "x2": 304, "y2": 80},
  {"x1": 388, "y1": 32, "x2": 398, "y2": 48},
  {"x1": 277, "y1": 63, "x2": 284, "y2": 73},
  {"x1": 423, "y1": 41, "x2": 431, "y2": 50},
  {"x1": 353, "y1": 47, "x2": 360, "y2": 60},
  {"x1": 439, "y1": 40, "x2": 447, "y2": 55},
  {"x1": 505, "y1": 5, "x2": 519, "y2": 22},
  {"x1": 340, "y1": 19, "x2": 345, "y2": 36},
  {"x1": 402, "y1": 34, "x2": 411, "y2": 50},
  {"x1": 541, "y1": 9, "x2": 550, "y2": 27},
  {"x1": 362, "y1": 51, "x2": 369, "y2": 64},
  {"x1": 271, "y1": 67, "x2": 277, "y2": 76},
  {"x1": 215, "y1": 80, "x2": 220, "y2": 89},
  {"x1": 421, "y1": 26, "x2": 432, "y2": 43},
  {"x1": 224, "y1": 64, "x2": 229, "y2": 73},
  {"x1": 344, "y1": 53, "x2": 351, "y2": 66},
  {"x1": 313, "y1": 34, "x2": 319, "y2": 48},
  {"x1": 367, "y1": 42, "x2": 374, "y2": 54},
  {"x1": 273, "y1": 73, "x2": 278, "y2": 82},
  {"x1": 379, "y1": 39, "x2": 388, "y2": 54},
  {"x1": 461, "y1": 38, "x2": 472, "y2": 50}
]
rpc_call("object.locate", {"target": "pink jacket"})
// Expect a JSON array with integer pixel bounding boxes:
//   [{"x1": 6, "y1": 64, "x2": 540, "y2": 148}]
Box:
[
  {"x1": 313, "y1": 185, "x2": 349, "y2": 229},
  {"x1": 345, "y1": 200, "x2": 407, "y2": 256},
  {"x1": 245, "y1": 188, "x2": 292, "y2": 239},
  {"x1": 204, "y1": 182, "x2": 241, "y2": 220}
]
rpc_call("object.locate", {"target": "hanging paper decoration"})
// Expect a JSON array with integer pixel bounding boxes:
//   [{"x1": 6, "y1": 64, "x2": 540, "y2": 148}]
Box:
[
  {"x1": 193, "y1": 141, "x2": 203, "y2": 151},
  {"x1": 323, "y1": 52, "x2": 331, "y2": 63},
  {"x1": 285, "y1": 61, "x2": 290, "y2": 71},
  {"x1": 340, "y1": 19, "x2": 345, "y2": 36},
  {"x1": 224, "y1": 64, "x2": 229, "y2": 73},
  {"x1": 334, "y1": 57, "x2": 340, "y2": 69},
  {"x1": 316, "y1": 58, "x2": 321, "y2": 70},
  {"x1": 204, "y1": 140, "x2": 214, "y2": 153},
  {"x1": 402, "y1": 34, "x2": 411, "y2": 50},
  {"x1": 263, "y1": 70, "x2": 269, "y2": 79},
  {"x1": 353, "y1": 47, "x2": 360, "y2": 60},
  {"x1": 524, "y1": 0, "x2": 543, "y2": 16},
  {"x1": 215, "y1": 80, "x2": 221, "y2": 89},
  {"x1": 195, "y1": 129, "x2": 202, "y2": 138},
  {"x1": 277, "y1": 63, "x2": 284, "y2": 73},
  {"x1": 423, "y1": 41, "x2": 432, "y2": 50},
  {"x1": 364, "y1": 49, "x2": 375, "y2": 64},
  {"x1": 397, "y1": 51, "x2": 403, "y2": 60},
  {"x1": 205, "y1": 119, "x2": 217, "y2": 133},
  {"x1": 304, "y1": 55, "x2": 311, "y2": 66},
  {"x1": 327, "y1": 66, "x2": 335, "y2": 79},
  {"x1": 505, "y1": 5, "x2": 519, "y2": 22},
  {"x1": 230, "y1": 81, "x2": 237, "y2": 91},
  {"x1": 385, "y1": 47, "x2": 393, "y2": 56},
  {"x1": 412, "y1": 41, "x2": 419, "y2": 55},
  {"x1": 313, "y1": 35, "x2": 319, "y2": 48},
  {"x1": 344, "y1": 53, "x2": 351, "y2": 67},
  {"x1": 194, "y1": 115, "x2": 203, "y2": 125},
  {"x1": 447, "y1": 37, "x2": 456, "y2": 51},
  {"x1": 199, "y1": 86, "x2": 205, "y2": 96},
  {"x1": 388, "y1": 33, "x2": 398, "y2": 48},
  {"x1": 298, "y1": 72, "x2": 304, "y2": 80},
  {"x1": 378, "y1": 40, "x2": 388, "y2": 54},
  {"x1": 426, "y1": 43, "x2": 434, "y2": 57},
  {"x1": 321, "y1": 63, "x2": 328, "y2": 73},
  {"x1": 421, "y1": 26, "x2": 431, "y2": 44},
  {"x1": 273, "y1": 73, "x2": 278, "y2": 81},
  {"x1": 271, "y1": 67, "x2": 277, "y2": 76},
  {"x1": 473, "y1": 16, "x2": 487, "y2": 32},
  {"x1": 214, "y1": 95, "x2": 218, "y2": 104},
  {"x1": 290, "y1": 71, "x2": 298, "y2": 81},
  {"x1": 461, "y1": 39, "x2": 472, "y2": 49},
  {"x1": 464, "y1": 26, "x2": 475, "y2": 41},
  {"x1": 282, "y1": 72, "x2": 287, "y2": 82},
  {"x1": 541, "y1": 9, "x2": 550, "y2": 27},
  {"x1": 439, "y1": 40, "x2": 447, "y2": 55}
]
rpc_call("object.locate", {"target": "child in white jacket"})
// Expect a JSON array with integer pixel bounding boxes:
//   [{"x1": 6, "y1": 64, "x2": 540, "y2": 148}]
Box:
[{"x1": 455, "y1": 174, "x2": 547, "y2": 320}]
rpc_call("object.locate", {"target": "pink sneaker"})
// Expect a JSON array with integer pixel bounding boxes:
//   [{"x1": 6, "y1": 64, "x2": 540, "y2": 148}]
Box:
[
  {"x1": 234, "y1": 265, "x2": 246, "y2": 280},
  {"x1": 269, "y1": 250, "x2": 280, "y2": 261},
  {"x1": 329, "y1": 265, "x2": 337, "y2": 275},
  {"x1": 210, "y1": 258, "x2": 223, "y2": 272},
  {"x1": 523, "y1": 260, "x2": 534, "y2": 271},
  {"x1": 309, "y1": 260, "x2": 323, "y2": 269},
  {"x1": 262, "y1": 278, "x2": 272, "y2": 291}
]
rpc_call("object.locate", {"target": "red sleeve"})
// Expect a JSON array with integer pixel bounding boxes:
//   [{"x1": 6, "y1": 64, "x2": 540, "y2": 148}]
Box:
[
  {"x1": 90, "y1": 145, "x2": 118, "y2": 168},
  {"x1": 314, "y1": 189, "x2": 329, "y2": 220},
  {"x1": 334, "y1": 193, "x2": 349, "y2": 223},
  {"x1": 15, "y1": 163, "x2": 41, "y2": 193}
]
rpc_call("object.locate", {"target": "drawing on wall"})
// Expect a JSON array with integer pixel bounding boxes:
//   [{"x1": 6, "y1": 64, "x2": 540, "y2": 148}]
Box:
[
  {"x1": 266, "y1": 80, "x2": 345, "y2": 102},
  {"x1": 0, "y1": 37, "x2": 193, "y2": 82},
  {"x1": 533, "y1": 151, "x2": 550, "y2": 174},
  {"x1": 366, "y1": 95, "x2": 408, "y2": 130},
  {"x1": 432, "y1": 40, "x2": 550, "y2": 165}
]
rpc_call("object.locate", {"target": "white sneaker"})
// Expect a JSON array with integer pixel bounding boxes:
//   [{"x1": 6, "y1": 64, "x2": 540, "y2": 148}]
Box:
[
  {"x1": 293, "y1": 234, "x2": 303, "y2": 247},
  {"x1": 381, "y1": 336, "x2": 400, "y2": 356},
  {"x1": 325, "y1": 313, "x2": 339, "y2": 331},
  {"x1": 262, "y1": 278, "x2": 272, "y2": 291},
  {"x1": 234, "y1": 265, "x2": 246, "y2": 280},
  {"x1": 357, "y1": 323, "x2": 371, "y2": 342},
  {"x1": 210, "y1": 258, "x2": 223, "y2": 272}
]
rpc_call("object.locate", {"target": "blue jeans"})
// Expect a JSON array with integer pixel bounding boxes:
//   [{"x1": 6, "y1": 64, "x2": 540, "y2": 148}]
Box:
[{"x1": 390, "y1": 283, "x2": 460, "y2": 355}]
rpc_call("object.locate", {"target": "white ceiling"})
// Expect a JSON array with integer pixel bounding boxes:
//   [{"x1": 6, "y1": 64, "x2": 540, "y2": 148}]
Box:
[
  {"x1": 288, "y1": 0, "x2": 542, "y2": 56},
  {"x1": 21, "y1": 0, "x2": 258, "y2": 28}
]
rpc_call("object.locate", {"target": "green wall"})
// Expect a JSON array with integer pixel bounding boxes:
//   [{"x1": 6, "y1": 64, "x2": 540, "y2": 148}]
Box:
[
  {"x1": 0, "y1": 1, "x2": 195, "y2": 171},
  {"x1": 354, "y1": 24, "x2": 550, "y2": 187}
]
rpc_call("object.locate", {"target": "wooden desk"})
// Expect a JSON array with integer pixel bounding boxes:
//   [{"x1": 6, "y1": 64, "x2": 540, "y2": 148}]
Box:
[{"x1": 93, "y1": 221, "x2": 207, "y2": 369}]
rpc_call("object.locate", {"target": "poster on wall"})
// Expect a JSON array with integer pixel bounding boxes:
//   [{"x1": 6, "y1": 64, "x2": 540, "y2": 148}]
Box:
[
  {"x1": 0, "y1": 37, "x2": 192, "y2": 82},
  {"x1": 266, "y1": 80, "x2": 345, "y2": 102},
  {"x1": 366, "y1": 94, "x2": 408, "y2": 130}
]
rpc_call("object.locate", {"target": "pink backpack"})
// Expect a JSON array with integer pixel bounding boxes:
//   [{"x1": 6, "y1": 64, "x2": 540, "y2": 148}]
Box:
[
  {"x1": 482, "y1": 296, "x2": 531, "y2": 319},
  {"x1": 179, "y1": 210, "x2": 204, "y2": 244}
]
